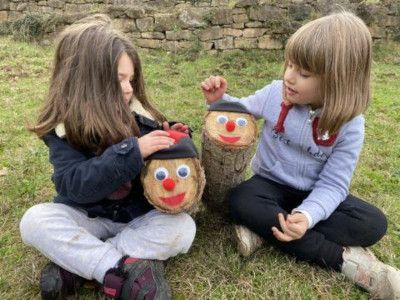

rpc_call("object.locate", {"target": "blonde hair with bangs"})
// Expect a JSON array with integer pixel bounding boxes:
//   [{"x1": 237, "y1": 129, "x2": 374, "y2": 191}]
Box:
[{"x1": 284, "y1": 11, "x2": 372, "y2": 135}]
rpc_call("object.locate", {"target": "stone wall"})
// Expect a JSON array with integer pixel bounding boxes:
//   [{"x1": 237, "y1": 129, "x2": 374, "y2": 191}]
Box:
[{"x1": 1, "y1": 0, "x2": 399, "y2": 52}]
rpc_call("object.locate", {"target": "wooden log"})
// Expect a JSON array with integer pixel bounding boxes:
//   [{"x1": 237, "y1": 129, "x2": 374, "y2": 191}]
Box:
[{"x1": 201, "y1": 109, "x2": 257, "y2": 217}]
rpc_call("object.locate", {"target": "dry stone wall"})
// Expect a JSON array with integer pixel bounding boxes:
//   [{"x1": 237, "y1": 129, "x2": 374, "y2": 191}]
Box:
[{"x1": 1, "y1": 0, "x2": 399, "y2": 51}]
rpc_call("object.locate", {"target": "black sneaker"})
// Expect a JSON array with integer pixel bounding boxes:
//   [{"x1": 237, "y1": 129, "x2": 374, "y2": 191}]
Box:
[
  {"x1": 102, "y1": 256, "x2": 171, "y2": 300},
  {"x1": 40, "y1": 261, "x2": 84, "y2": 300}
]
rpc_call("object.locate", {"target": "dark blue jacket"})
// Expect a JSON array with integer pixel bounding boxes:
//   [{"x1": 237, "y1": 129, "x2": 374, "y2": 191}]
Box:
[{"x1": 43, "y1": 114, "x2": 166, "y2": 223}]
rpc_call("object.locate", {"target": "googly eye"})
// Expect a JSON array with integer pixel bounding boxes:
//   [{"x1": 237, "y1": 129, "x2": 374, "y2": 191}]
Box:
[
  {"x1": 216, "y1": 115, "x2": 228, "y2": 124},
  {"x1": 236, "y1": 117, "x2": 248, "y2": 127},
  {"x1": 154, "y1": 167, "x2": 169, "y2": 181},
  {"x1": 176, "y1": 164, "x2": 190, "y2": 179}
]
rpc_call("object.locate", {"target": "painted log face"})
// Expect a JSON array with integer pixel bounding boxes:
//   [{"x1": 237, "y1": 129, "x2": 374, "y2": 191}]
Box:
[
  {"x1": 141, "y1": 134, "x2": 205, "y2": 214},
  {"x1": 203, "y1": 111, "x2": 256, "y2": 148},
  {"x1": 201, "y1": 100, "x2": 257, "y2": 216}
]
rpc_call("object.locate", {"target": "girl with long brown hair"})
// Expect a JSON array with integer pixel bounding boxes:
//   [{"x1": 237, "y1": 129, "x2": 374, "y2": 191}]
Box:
[
  {"x1": 20, "y1": 14, "x2": 195, "y2": 300},
  {"x1": 201, "y1": 11, "x2": 399, "y2": 299}
]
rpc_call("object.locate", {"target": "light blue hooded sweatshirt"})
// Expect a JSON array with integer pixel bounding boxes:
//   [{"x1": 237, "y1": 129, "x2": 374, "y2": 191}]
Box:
[{"x1": 222, "y1": 80, "x2": 364, "y2": 228}]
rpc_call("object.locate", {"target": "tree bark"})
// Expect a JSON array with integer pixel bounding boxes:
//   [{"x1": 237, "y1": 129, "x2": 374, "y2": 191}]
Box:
[{"x1": 201, "y1": 130, "x2": 254, "y2": 217}]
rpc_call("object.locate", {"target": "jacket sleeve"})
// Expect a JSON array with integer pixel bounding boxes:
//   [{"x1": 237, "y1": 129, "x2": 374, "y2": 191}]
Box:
[
  {"x1": 43, "y1": 134, "x2": 144, "y2": 204},
  {"x1": 294, "y1": 116, "x2": 365, "y2": 228}
]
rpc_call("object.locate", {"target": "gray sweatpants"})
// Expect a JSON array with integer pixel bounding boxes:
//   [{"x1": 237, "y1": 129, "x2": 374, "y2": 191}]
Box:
[{"x1": 20, "y1": 203, "x2": 196, "y2": 283}]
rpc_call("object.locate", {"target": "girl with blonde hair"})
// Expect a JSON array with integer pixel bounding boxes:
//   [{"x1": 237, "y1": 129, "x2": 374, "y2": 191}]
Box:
[
  {"x1": 20, "y1": 14, "x2": 194, "y2": 300},
  {"x1": 201, "y1": 11, "x2": 399, "y2": 299}
]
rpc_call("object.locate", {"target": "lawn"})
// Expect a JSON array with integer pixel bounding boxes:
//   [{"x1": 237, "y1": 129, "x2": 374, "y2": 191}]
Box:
[{"x1": 0, "y1": 36, "x2": 399, "y2": 299}]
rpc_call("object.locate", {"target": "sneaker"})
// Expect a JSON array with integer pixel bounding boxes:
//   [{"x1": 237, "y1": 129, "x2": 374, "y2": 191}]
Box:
[
  {"x1": 40, "y1": 261, "x2": 84, "y2": 300},
  {"x1": 102, "y1": 256, "x2": 171, "y2": 300},
  {"x1": 342, "y1": 246, "x2": 400, "y2": 299},
  {"x1": 234, "y1": 225, "x2": 264, "y2": 257}
]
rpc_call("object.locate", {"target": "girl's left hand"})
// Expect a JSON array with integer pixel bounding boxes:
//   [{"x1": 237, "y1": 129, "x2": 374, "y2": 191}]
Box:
[
  {"x1": 271, "y1": 213, "x2": 308, "y2": 242},
  {"x1": 162, "y1": 121, "x2": 189, "y2": 134}
]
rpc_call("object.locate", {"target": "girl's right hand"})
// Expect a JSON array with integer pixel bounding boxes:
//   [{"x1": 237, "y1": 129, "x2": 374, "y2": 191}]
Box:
[
  {"x1": 201, "y1": 75, "x2": 228, "y2": 104},
  {"x1": 138, "y1": 130, "x2": 175, "y2": 159}
]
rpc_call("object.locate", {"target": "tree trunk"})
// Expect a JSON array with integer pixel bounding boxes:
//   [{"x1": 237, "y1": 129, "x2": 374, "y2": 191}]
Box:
[{"x1": 201, "y1": 130, "x2": 254, "y2": 217}]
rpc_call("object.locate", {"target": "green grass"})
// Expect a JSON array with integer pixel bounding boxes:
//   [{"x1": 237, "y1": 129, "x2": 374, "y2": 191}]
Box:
[{"x1": 0, "y1": 36, "x2": 399, "y2": 299}]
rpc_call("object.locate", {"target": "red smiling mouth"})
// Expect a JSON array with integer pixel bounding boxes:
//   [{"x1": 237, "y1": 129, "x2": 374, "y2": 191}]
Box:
[
  {"x1": 160, "y1": 192, "x2": 186, "y2": 206},
  {"x1": 219, "y1": 135, "x2": 241, "y2": 143}
]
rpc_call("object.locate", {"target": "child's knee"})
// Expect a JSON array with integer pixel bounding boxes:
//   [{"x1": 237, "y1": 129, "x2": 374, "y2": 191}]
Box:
[
  {"x1": 20, "y1": 203, "x2": 65, "y2": 245},
  {"x1": 166, "y1": 213, "x2": 196, "y2": 255},
  {"x1": 365, "y1": 208, "x2": 388, "y2": 246},
  {"x1": 176, "y1": 213, "x2": 196, "y2": 252},
  {"x1": 228, "y1": 190, "x2": 247, "y2": 221},
  {"x1": 20, "y1": 203, "x2": 46, "y2": 245}
]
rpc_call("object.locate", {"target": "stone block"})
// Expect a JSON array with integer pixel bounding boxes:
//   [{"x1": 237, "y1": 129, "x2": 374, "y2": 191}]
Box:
[
  {"x1": 0, "y1": 0, "x2": 9, "y2": 10},
  {"x1": 136, "y1": 17, "x2": 154, "y2": 32},
  {"x1": 113, "y1": 18, "x2": 136, "y2": 33},
  {"x1": 154, "y1": 13, "x2": 177, "y2": 32},
  {"x1": 369, "y1": 25, "x2": 385, "y2": 39},
  {"x1": 211, "y1": 0, "x2": 229, "y2": 6},
  {"x1": 232, "y1": 23, "x2": 244, "y2": 29},
  {"x1": 214, "y1": 36, "x2": 234, "y2": 49},
  {"x1": 179, "y1": 9, "x2": 206, "y2": 29},
  {"x1": 199, "y1": 26, "x2": 223, "y2": 41},
  {"x1": 232, "y1": 8, "x2": 246, "y2": 15},
  {"x1": 201, "y1": 41, "x2": 213, "y2": 50},
  {"x1": 243, "y1": 28, "x2": 266, "y2": 38},
  {"x1": 141, "y1": 32, "x2": 165, "y2": 39},
  {"x1": 163, "y1": 40, "x2": 192, "y2": 51},
  {"x1": 249, "y1": 5, "x2": 283, "y2": 21},
  {"x1": 0, "y1": 10, "x2": 8, "y2": 22},
  {"x1": 166, "y1": 30, "x2": 194, "y2": 41},
  {"x1": 288, "y1": 4, "x2": 312, "y2": 21},
  {"x1": 245, "y1": 21, "x2": 263, "y2": 28},
  {"x1": 48, "y1": 0, "x2": 64, "y2": 9},
  {"x1": 136, "y1": 38, "x2": 162, "y2": 49},
  {"x1": 125, "y1": 7, "x2": 145, "y2": 19},
  {"x1": 234, "y1": 37, "x2": 257, "y2": 49},
  {"x1": 37, "y1": 1, "x2": 47, "y2": 6},
  {"x1": 65, "y1": 4, "x2": 79, "y2": 12},
  {"x1": 233, "y1": 13, "x2": 248, "y2": 23},
  {"x1": 234, "y1": 0, "x2": 257, "y2": 8},
  {"x1": 384, "y1": 15, "x2": 400, "y2": 27},
  {"x1": 222, "y1": 28, "x2": 243, "y2": 37},
  {"x1": 210, "y1": 8, "x2": 232, "y2": 25},
  {"x1": 16, "y1": 3, "x2": 27, "y2": 11},
  {"x1": 258, "y1": 35, "x2": 283, "y2": 49}
]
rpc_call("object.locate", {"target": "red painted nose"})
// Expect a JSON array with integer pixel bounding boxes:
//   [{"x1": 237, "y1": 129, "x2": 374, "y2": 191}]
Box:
[
  {"x1": 226, "y1": 120, "x2": 236, "y2": 132},
  {"x1": 162, "y1": 178, "x2": 175, "y2": 191}
]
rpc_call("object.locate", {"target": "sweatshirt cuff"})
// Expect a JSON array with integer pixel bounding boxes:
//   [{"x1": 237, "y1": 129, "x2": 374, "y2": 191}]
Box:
[{"x1": 291, "y1": 209, "x2": 314, "y2": 229}]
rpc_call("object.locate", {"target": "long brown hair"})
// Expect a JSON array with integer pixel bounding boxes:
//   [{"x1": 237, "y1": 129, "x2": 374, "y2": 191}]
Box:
[
  {"x1": 284, "y1": 11, "x2": 372, "y2": 135},
  {"x1": 30, "y1": 14, "x2": 166, "y2": 152}
]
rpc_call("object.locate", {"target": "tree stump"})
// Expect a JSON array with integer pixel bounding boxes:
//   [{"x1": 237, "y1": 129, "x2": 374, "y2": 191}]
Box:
[{"x1": 201, "y1": 102, "x2": 257, "y2": 217}]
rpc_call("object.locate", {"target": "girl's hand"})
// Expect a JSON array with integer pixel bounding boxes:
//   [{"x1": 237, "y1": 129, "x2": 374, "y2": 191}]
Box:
[
  {"x1": 201, "y1": 75, "x2": 228, "y2": 104},
  {"x1": 271, "y1": 213, "x2": 308, "y2": 242},
  {"x1": 138, "y1": 130, "x2": 175, "y2": 159},
  {"x1": 162, "y1": 121, "x2": 189, "y2": 134}
]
